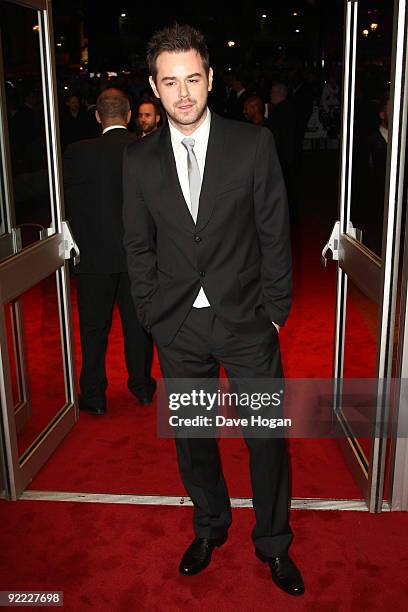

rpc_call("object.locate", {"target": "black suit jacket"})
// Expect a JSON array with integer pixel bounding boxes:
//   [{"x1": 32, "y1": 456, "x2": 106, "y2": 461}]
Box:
[
  {"x1": 63, "y1": 128, "x2": 137, "y2": 274},
  {"x1": 267, "y1": 100, "x2": 296, "y2": 175},
  {"x1": 123, "y1": 112, "x2": 291, "y2": 346},
  {"x1": 226, "y1": 89, "x2": 252, "y2": 121}
]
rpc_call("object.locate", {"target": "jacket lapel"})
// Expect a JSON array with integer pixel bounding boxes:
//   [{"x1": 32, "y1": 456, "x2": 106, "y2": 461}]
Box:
[
  {"x1": 196, "y1": 112, "x2": 226, "y2": 232},
  {"x1": 159, "y1": 112, "x2": 227, "y2": 233},
  {"x1": 159, "y1": 126, "x2": 195, "y2": 231}
]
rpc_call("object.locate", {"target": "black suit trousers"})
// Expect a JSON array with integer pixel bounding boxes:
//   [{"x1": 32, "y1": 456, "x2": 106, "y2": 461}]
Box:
[
  {"x1": 76, "y1": 272, "x2": 153, "y2": 408},
  {"x1": 157, "y1": 307, "x2": 293, "y2": 557}
]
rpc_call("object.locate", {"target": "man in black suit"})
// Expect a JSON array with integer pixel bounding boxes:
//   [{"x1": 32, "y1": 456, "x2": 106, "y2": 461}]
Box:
[
  {"x1": 123, "y1": 25, "x2": 304, "y2": 595},
  {"x1": 268, "y1": 83, "x2": 296, "y2": 184},
  {"x1": 137, "y1": 99, "x2": 161, "y2": 138},
  {"x1": 64, "y1": 88, "x2": 155, "y2": 415},
  {"x1": 268, "y1": 82, "x2": 297, "y2": 217},
  {"x1": 224, "y1": 71, "x2": 251, "y2": 121}
]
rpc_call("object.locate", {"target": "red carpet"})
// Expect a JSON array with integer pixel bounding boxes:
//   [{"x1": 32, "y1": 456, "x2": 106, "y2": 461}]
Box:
[
  {"x1": 1, "y1": 499, "x2": 407, "y2": 611},
  {"x1": 2, "y1": 153, "x2": 400, "y2": 609}
]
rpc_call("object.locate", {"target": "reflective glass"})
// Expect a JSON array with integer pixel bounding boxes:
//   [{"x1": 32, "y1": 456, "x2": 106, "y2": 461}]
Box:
[{"x1": 0, "y1": 2, "x2": 54, "y2": 256}]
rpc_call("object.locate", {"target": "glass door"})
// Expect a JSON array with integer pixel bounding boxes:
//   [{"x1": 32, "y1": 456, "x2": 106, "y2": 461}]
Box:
[
  {"x1": 326, "y1": 0, "x2": 408, "y2": 511},
  {"x1": 0, "y1": 0, "x2": 78, "y2": 499}
]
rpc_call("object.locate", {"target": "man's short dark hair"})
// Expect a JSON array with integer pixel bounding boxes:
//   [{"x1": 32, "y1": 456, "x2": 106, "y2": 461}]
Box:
[
  {"x1": 378, "y1": 91, "x2": 390, "y2": 114},
  {"x1": 244, "y1": 95, "x2": 264, "y2": 113},
  {"x1": 96, "y1": 88, "x2": 130, "y2": 121},
  {"x1": 147, "y1": 23, "x2": 210, "y2": 81},
  {"x1": 270, "y1": 81, "x2": 289, "y2": 98},
  {"x1": 138, "y1": 97, "x2": 161, "y2": 115}
]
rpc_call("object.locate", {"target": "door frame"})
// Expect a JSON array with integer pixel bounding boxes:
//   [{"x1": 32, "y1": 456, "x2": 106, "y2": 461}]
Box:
[
  {"x1": 0, "y1": 0, "x2": 78, "y2": 499},
  {"x1": 333, "y1": 0, "x2": 408, "y2": 511}
]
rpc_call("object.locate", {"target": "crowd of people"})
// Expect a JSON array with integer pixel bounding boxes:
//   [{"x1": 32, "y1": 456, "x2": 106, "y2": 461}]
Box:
[
  {"x1": 55, "y1": 57, "x2": 388, "y2": 251},
  {"x1": 56, "y1": 60, "x2": 319, "y2": 178},
  {"x1": 6, "y1": 51, "x2": 390, "y2": 243}
]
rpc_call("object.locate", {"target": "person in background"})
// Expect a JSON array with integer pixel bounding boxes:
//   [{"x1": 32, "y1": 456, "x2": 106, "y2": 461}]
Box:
[
  {"x1": 82, "y1": 88, "x2": 101, "y2": 139},
  {"x1": 268, "y1": 82, "x2": 296, "y2": 212},
  {"x1": 225, "y1": 71, "x2": 251, "y2": 121},
  {"x1": 243, "y1": 95, "x2": 268, "y2": 126},
  {"x1": 60, "y1": 93, "x2": 90, "y2": 150},
  {"x1": 137, "y1": 99, "x2": 162, "y2": 137},
  {"x1": 63, "y1": 88, "x2": 156, "y2": 415},
  {"x1": 288, "y1": 64, "x2": 314, "y2": 171}
]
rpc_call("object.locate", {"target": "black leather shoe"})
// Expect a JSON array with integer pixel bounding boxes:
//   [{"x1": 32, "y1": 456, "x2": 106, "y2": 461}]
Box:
[
  {"x1": 78, "y1": 396, "x2": 106, "y2": 415},
  {"x1": 132, "y1": 379, "x2": 157, "y2": 405},
  {"x1": 256, "y1": 550, "x2": 305, "y2": 596},
  {"x1": 179, "y1": 535, "x2": 227, "y2": 576}
]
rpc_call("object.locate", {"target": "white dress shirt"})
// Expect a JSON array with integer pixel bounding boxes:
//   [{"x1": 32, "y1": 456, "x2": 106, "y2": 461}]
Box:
[
  {"x1": 379, "y1": 125, "x2": 388, "y2": 144},
  {"x1": 169, "y1": 108, "x2": 211, "y2": 308},
  {"x1": 102, "y1": 124, "x2": 127, "y2": 134}
]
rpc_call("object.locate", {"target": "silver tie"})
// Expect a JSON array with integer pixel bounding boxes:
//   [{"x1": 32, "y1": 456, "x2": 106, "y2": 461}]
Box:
[{"x1": 182, "y1": 137, "x2": 201, "y2": 222}]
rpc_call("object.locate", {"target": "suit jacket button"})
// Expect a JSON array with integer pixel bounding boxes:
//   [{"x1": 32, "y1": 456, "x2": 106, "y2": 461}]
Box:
[
  {"x1": 146, "y1": 324, "x2": 151, "y2": 332},
  {"x1": 194, "y1": 234, "x2": 202, "y2": 243},
  {"x1": 199, "y1": 271, "x2": 206, "y2": 277}
]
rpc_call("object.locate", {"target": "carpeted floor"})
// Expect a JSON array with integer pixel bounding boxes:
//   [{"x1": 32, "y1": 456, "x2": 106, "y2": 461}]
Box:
[{"x1": 0, "y1": 499, "x2": 407, "y2": 611}]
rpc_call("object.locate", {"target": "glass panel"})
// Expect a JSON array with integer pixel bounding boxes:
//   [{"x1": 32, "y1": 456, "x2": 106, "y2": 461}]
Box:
[
  {"x1": 0, "y1": 2, "x2": 54, "y2": 253},
  {"x1": 4, "y1": 273, "x2": 67, "y2": 458},
  {"x1": 343, "y1": 278, "x2": 379, "y2": 461},
  {"x1": 350, "y1": 0, "x2": 395, "y2": 256}
]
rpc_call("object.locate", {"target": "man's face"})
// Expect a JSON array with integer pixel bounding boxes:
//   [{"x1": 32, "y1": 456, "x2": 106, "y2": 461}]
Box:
[
  {"x1": 243, "y1": 100, "x2": 258, "y2": 122},
  {"x1": 380, "y1": 99, "x2": 391, "y2": 129},
  {"x1": 138, "y1": 102, "x2": 160, "y2": 134},
  {"x1": 67, "y1": 96, "x2": 80, "y2": 113},
  {"x1": 149, "y1": 49, "x2": 213, "y2": 133},
  {"x1": 270, "y1": 86, "x2": 284, "y2": 106}
]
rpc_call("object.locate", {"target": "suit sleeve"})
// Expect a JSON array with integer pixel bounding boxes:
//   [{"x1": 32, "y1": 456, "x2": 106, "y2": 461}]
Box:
[
  {"x1": 254, "y1": 128, "x2": 292, "y2": 326},
  {"x1": 122, "y1": 145, "x2": 158, "y2": 330}
]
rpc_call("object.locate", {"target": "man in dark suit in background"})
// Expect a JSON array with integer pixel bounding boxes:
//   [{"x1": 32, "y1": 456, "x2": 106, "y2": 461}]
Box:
[
  {"x1": 224, "y1": 71, "x2": 251, "y2": 121},
  {"x1": 137, "y1": 99, "x2": 162, "y2": 138},
  {"x1": 268, "y1": 82, "x2": 297, "y2": 216},
  {"x1": 243, "y1": 95, "x2": 268, "y2": 127},
  {"x1": 123, "y1": 25, "x2": 304, "y2": 595},
  {"x1": 268, "y1": 82, "x2": 296, "y2": 184},
  {"x1": 64, "y1": 88, "x2": 155, "y2": 415}
]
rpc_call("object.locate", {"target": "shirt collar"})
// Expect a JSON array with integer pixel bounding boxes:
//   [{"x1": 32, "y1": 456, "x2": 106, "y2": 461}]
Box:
[
  {"x1": 379, "y1": 125, "x2": 388, "y2": 144},
  {"x1": 102, "y1": 125, "x2": 127, "y2": 134},
  {"x1": 169, "y1": 108, "x2": 211, "y2": 146}
]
